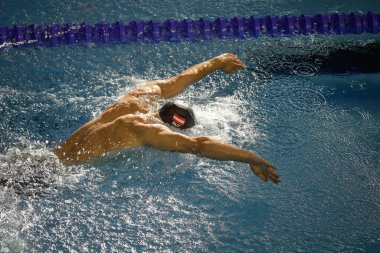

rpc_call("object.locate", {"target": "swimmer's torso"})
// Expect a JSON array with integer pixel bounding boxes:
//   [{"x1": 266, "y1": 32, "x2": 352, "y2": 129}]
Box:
[{"x1": 55, "y1": 90, "x2": 162, "y2": 163}]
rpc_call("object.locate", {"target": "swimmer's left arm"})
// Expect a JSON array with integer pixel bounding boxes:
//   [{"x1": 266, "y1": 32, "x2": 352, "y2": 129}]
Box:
[{"x1": 137, "y1": 124, "x2": 280, "y2": 184}]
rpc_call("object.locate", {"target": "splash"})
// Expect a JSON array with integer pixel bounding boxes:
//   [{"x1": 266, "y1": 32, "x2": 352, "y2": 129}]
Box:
[
  {"x1": 185, "y1": 96, "x2": 262, "y2": 201},
  {"x1": 90, "y1": 75, "x2": 149, "y2": 118},
  {"x1": 0, "y1": 139, "x2": 88, "y2": 252},
  {"x1": 0, "y1": 140, "x2": 86, "y2": 196},
  {"x1": 191, "y1": 96, "x2": 260, "y2": 144}
]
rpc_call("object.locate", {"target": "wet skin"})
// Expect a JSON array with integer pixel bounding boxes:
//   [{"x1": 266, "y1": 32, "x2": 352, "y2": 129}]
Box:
[{"x1": 56, "y1": 54, "x2": 280, "y2": 184}]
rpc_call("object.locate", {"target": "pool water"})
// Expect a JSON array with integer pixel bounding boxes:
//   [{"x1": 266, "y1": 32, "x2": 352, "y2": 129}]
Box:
[{"x1": 1, "y1": 1, "x2": 380, "y2": 252}]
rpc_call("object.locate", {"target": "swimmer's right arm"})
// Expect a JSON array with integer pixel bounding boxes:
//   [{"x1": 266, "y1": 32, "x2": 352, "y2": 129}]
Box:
[{"x1": 150, "y1": 53, "x2": 245, "y2": 98}]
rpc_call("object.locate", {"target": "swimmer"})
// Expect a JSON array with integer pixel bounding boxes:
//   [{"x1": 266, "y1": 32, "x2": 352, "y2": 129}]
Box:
[{"x1": 55, "y1": 53, "x2": 280, "y2": 184}]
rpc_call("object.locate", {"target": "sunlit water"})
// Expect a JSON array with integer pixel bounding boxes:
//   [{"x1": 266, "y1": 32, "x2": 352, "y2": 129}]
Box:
[{"x1": 1, "y1": 0, "x2": 380, "y2": 252}]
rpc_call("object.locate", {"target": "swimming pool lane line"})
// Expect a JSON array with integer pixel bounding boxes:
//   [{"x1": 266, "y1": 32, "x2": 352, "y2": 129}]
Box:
[{"x1": 0, "y1": 12, "x2": 379, "y2": 48}]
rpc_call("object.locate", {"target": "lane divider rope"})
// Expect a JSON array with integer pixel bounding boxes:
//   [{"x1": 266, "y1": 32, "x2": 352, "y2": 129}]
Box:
[{"x1": 0, "y1": 12, "x2": 379, "y2": 47}]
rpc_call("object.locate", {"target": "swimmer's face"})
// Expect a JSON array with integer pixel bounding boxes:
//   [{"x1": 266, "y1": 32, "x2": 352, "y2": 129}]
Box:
[{"x1": 159, "y1": 102, "x2": 196, "y2": 129}]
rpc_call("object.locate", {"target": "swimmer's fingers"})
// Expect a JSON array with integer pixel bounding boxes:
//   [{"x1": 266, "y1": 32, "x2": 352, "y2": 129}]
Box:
[
  {"x1": 233, "y1": 58, "x2": 246, "y2": 68},
  {"x1": 266, "y1": 166, "x2": 281, "y2": 184},
  {"x1": 250, "y1": 164, "x2": 281, "y2": 184},
  {"x1": 230, "y1": 56, "x2": 245, "y2": 67},
  {"x1": 250, "y1": 165, "x2": 269, "y2": 182},
  {"x1": 233, "y1": 62, "x2": 246, "y2": 70},
  {"x1": 257, "y1": 156, "x2": 274, "y2": 167},
  {"x1": 218, "y1": 53, "x2": 245, "y2": 73},
  {"x1": 222, "y1": 62, "x2": 245, "y2": 73},
  {"x1": 260, "y1": 159, "x2": 281, "y2": 184}
]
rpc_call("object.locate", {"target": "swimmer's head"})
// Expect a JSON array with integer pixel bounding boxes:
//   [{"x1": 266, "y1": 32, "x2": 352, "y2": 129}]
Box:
[{"x1": 159, "y1": 102, "x2": 196, "y2": 129}]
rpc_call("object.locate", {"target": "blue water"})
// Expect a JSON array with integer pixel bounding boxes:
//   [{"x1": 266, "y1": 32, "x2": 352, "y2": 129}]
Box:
[{"x1": 1, "y1": 1, "x2": 380, "y2": 252}]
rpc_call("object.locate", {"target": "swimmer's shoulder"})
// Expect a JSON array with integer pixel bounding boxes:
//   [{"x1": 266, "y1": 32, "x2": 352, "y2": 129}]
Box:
[{"x1": 112, "y1": 113, "x2": 148, "y2": 127}]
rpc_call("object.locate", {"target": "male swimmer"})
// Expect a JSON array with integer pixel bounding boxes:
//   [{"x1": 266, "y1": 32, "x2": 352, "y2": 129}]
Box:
[{"x1": 55, "y1": 53, "x2": 281, "y2": 184}]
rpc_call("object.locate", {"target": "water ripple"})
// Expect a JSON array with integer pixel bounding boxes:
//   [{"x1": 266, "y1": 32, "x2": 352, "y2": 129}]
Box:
[
  {"x1": 350, "y1": 80, "x2": 367, "y2": 92},
  {"x1": 292, "y1": 63, "x2": 319, "y2": 77},
  {"x1": 329, "y1": 107, "x2": 367, "y2": 127},
  {"x1": 285, "y1": 87, "x2": 327, "y2": 113}
]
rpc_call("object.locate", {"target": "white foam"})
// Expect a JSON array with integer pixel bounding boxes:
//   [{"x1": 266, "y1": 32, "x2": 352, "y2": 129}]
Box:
[
  {"x1": 191, "y1": 96, "x2": 260, "y2": 144},
  {"x1": 0, "y1": 190, "x2": 28, "y2": 252},
  {"x1": 0, "y1": 139, "x2": 86, "y2": 195},
  {"x1": 0, "y1": 139, "x2": 89, "y2": 251}
]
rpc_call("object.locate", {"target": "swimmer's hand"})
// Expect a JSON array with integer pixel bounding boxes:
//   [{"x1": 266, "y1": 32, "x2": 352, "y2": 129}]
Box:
[
  {"x1": 249, "y1": 157, "x2": 281, "y2": 184},
  {"x1": 217, "y1": 53, "x2": 246, "y2": 73}
]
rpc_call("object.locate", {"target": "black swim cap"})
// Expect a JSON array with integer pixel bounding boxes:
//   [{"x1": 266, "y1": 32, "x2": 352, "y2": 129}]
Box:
[{"x1": 159, "y1": 102, "x2": 196, "y2": 129}]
